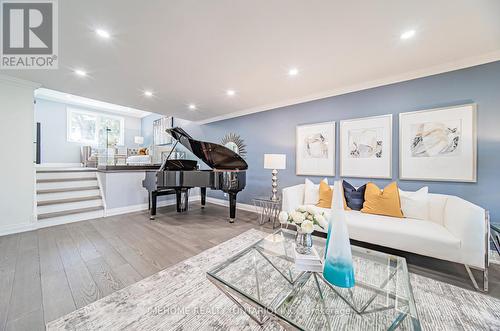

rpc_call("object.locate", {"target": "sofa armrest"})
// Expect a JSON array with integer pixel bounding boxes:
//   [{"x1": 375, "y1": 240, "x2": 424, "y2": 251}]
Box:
[
  {"x1": 282, "y1": 184, "x2": 305, "y2": 212},
  {"x1": 444, "y1": 196, "x2": 488, "y2": 269}
]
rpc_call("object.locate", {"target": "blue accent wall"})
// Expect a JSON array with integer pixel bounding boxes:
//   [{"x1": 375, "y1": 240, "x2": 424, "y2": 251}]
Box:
[{"x1": 181, "y1": 61, "x2": 500, "y2": 219}]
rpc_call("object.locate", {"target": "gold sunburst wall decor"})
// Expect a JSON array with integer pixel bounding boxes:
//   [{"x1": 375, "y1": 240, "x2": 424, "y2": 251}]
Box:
[{"x1": 221, "y1": 133, "x2": 247, "y2": 158}]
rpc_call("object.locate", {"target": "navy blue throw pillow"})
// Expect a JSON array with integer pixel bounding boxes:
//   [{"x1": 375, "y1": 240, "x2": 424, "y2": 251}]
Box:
[{"x1": 343, "y1": 180, "x2": 366, "y2": 211}]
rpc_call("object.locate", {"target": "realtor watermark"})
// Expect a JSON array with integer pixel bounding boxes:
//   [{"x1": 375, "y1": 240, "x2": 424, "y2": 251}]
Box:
[{"x1": 1, "y1": 0, "x2": 58, "y2": 69}]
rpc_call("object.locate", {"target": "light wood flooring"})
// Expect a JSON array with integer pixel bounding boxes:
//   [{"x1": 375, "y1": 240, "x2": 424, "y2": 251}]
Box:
[{"x1": 0, "y1": 203, "x2": 498, "y2": 331}]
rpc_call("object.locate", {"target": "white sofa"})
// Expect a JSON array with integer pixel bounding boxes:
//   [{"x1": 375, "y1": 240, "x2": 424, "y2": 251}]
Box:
[{"x1": 282, "y1": 183, "x2": 490, "y2": 291}]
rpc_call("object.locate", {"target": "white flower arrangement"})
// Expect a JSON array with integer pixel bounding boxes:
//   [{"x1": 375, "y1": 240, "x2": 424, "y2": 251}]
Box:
[{"x1": 278, "y1": 206, "x2": 328, "y2": 234}]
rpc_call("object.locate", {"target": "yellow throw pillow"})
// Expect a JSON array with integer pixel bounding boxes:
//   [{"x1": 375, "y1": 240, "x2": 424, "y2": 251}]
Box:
[
  {"x1": 315, "y1": 181, "x2": 350, "y2": 210},
  {"x1": 361, "y1": 182, "x2": 403, "y2": 218},
  {"x1": 316, "y1": 181, "x2": 333, "y2": 208}
]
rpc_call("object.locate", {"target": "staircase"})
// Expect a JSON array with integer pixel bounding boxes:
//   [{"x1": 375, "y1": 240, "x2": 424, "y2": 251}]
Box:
[{"x1": 36, "y1": 168, "x2": 105, "y2": 224}]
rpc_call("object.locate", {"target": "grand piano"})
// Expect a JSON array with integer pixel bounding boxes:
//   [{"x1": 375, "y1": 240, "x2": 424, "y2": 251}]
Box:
[{"x1": 142, "y1": 127, "x2": 247, "y2": 223}]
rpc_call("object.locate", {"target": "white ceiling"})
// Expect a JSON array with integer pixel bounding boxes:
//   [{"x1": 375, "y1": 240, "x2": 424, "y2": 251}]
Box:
[
  {"x1": 34, "y1": 88, "x2": 151, "y2": 118},
  {"x1": 3, "y1": 0, "x2": 500, "y2": 122}
]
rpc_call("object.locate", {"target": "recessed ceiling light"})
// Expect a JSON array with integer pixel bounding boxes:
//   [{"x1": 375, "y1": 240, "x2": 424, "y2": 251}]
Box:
[
  {"x1": 74, "y1": 69, "x2": 87, "y2": 77},
  {"x1": 144, "y1": 90, "x2": 153, "y2": 97},
  {"x1": 400, "y1": 29, "x2": 416, "y2": 40},
  {"x1": 95, "y1": 29, "x2": 110, "y2": 39},
  {"x1": 226, "y1": 89, "x2": 236, "y2": 96},
  {"x1": 188, "y1": 104, "x2": 197, "y2": 110},
  {"x1": 288, "y1": 68, "x2": 299, "y2": 76}
]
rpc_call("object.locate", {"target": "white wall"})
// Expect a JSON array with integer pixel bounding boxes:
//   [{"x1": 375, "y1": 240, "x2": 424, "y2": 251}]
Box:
[
  {"x1": 0, "y1": 76, "x2": 39, "y2": 235},
  {"x1": 35, "y1": 99, "x2": 143, "y2": 164}
]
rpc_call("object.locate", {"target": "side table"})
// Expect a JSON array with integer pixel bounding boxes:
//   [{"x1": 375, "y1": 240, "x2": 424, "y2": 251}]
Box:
[
  {"x1": 252, "y1": 197, "x2": 281, "y2": 228},
  {"x1": 491, "y1": 223, "x2": 500, "y2": 255}
]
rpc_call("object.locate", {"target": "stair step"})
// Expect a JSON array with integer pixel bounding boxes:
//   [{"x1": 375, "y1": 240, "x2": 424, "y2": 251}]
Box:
[
  {"x1": 36, "y1": 177, "x2": 96, "y2": 183},
  {"x1": 37, "y1": 206, "x2": 104, "y2": 220},
  {"x1": 37, "y1": 186, "x2": 100, "y2": 194},
  {"x1": 37, "y1": 171, "x2": 97, "y2": 180},
  {"x1": 37, "y1": 195, "x2": 102, "y2": 206},
  {"x1": 37, "y1": 180, "x2": 98, "y2": 190},
  {"x1": 36, "y1": 168, "x2": 96, "y2": 173},
  {"x1": 37, "y1": 189, "x2": 101, "y2": 202}
]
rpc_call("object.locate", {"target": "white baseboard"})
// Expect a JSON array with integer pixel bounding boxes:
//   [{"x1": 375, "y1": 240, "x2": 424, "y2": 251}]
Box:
[
  {"x1": 205, "y1": 196, "x2": 258, "y2": 214},
  {"x1": 0, "y1": 222, "x2": 36, "y2": 237},
  {"x1": 104, "y1": 195, "x2": 202, "y2": 217}
]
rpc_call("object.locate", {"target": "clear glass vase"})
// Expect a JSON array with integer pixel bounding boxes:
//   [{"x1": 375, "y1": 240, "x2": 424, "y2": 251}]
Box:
[
  {"x1": 323, "y1": 181, "x2": 355, "y2": 288},
  {"x1": 295, "y1": 230, "x2": 313, "y2": 254}
]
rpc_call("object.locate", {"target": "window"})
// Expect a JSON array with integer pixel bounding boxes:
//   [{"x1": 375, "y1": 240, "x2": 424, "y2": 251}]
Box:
[{"x1": 67, "y1": 108, "x2": 125, "y2": 146}]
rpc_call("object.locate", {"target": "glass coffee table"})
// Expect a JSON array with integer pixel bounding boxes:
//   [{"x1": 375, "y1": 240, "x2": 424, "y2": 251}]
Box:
[{"x1": 207, "y1": 229, "x2": 421, "y2": 330}]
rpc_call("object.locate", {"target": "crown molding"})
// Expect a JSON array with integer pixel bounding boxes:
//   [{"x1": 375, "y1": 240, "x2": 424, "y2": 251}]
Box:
[
  {"x1": 0, "y1": 74, "x2": 41, "y2": 90},
  {"x1": 196, "y1": 50, "x2": 500, "y2": 125}
]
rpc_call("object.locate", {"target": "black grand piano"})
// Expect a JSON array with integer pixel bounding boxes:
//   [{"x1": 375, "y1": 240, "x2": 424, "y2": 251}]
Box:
[{"x1": 142, "y1": 127, "x2": 247, "y2": 223}]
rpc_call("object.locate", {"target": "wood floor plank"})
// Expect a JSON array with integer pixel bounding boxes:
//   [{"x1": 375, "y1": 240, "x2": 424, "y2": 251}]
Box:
[
  {"x1": 18, "y1": 231, "x2": 38, "y2": 253},
  {"x1": 52, "y1": 227, "x2": 101, "y2": 309},
  {"x1": 90, "y1": 219, "x2": 162, "y2": 277},
  {"x1": 66, "y1": 223, "x2": 101, "y2": 262},
  {"x1": 5, "y1": 309, "x2": 44, "y2": 331},
  {"x1": 0, "y1": 268, "x2": 15, "y2": 331},
  {"x1": 76, "y1": 222, "x2": 128, "y2": 268},
  {"x1": 54, "y1": 226, "x2": 86, "y2": 268},
  {"x1": 7, "y1": 246, "x2": 42, "y2": 323},
  {"x1": 63, "y1": 261, "x2": 101, "y2": 309},
  {"x1": 37, "y1": 228, "x2": 65, "y2": 275},
  {"x1": 111, "y1": 263, "x2": 143, "y2": 287},
  {"x1": 40, "y1": 270, "x2": 76, "y2": 324},
  {"x1": 84, "y1": 257, "x2": 124, "y2": 297},
  {"x1": 0, "y1": 234, "x2": 20, "y2": 270}
]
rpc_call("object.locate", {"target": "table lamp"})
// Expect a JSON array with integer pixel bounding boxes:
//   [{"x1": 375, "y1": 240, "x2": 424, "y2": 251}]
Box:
[{"x1": 264, "y1": 154, "x2": 286, "y2": 201}]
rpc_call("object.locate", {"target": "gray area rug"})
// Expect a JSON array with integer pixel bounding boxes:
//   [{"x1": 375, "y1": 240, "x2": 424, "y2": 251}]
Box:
[{"x1": 47, "y1": 229, "x2": 500, "y2": 330}]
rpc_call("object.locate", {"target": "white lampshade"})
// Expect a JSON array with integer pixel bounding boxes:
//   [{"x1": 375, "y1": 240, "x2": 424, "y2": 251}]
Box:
[
  {"x1": 134, "y1": 136, "x2": 144, "y2": 144},
  {"x1": 264, "y1": 154, "x2": 286, "y2": 170}
]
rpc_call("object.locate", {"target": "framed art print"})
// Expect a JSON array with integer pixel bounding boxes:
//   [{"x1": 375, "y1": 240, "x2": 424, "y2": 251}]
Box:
[
  {"x1": 296, "y1": 121, "x2": 335, "y2": 176},
  {"x1": 340, "y1": 114, "x2": 392, "y2": 178},
  {"x1": 399, "y1": 104, "x2": 477, "y2": 182}
]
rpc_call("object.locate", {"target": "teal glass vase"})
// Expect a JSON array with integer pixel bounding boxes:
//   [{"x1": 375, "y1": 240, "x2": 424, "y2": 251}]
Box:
[{"x1": 323, "y1": 181, "x2": 355, "y2": 288}]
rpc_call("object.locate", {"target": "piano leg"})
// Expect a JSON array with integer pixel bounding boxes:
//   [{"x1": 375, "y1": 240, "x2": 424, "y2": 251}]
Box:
[
  {"x1": 183, "y1": 189, "x2": 189, "y2": 212},
  {"x1": 228, "y1": 192, "x2": 237, "y2": 223},
  {"x1": 150, "y1": 191, "x2": 157, "y2": 220},
  {"x1": 175, "y1": 189, "x2": 190, "y2": 212},
  {"x1": 200, "y1": 187, "x2": 206, "y2": 208},
  {"x1": 175, "y1": 189, "x2": 182, "y2": 212}
]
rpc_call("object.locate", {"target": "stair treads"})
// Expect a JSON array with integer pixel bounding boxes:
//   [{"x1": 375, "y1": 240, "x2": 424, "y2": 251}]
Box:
[
  {"x1": 36, "y1": 169, "x2": 97, "y2": 173},
  {"x1": 37, "y1": 186, "x2": 100, "y2": 194},
  {"x1": 37, "y1": 206, "x2": 104, "y2": 220},
  {"x1": 37, "y1": 195, "x2": 102, "y2": 206},
  {"x1": 36, "y1": 177, "x2": 97, "y2": 183}
]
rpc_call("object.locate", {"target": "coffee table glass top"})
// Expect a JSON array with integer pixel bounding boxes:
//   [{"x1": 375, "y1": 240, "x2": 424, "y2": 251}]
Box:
[{"x1": 207, "y1": 229, "x2": 421, "y2": 330}]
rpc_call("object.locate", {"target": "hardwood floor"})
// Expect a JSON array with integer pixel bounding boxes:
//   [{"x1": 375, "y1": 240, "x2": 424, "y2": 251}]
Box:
[
  {"x1": 0, "y1": 203, "x2": 272, "y2": 331},
  {"x1": 0, "y1": 202, "x2": 498, "y2": 330}
]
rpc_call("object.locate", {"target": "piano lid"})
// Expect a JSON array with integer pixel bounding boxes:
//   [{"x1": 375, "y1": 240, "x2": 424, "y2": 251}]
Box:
[{"x1": 166, "y1": 127, "x2": 248, "y2": 170}]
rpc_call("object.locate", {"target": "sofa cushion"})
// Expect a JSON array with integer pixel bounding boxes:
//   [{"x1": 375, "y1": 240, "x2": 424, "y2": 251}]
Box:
[
  {"x1": 304, "y1": 178, "x2": 328, "y2": 205},
  {"x1": 346, "y1": 211, "x2": 460, "y2": 263},
  {"x1": 303, "y1": 205, "x2": 461, "y2": 263},
  {"x1": 316, "y1": 181, "x2": 333, "y2": 208},
  {"x1": 343, "y1": 180, "x2": 366, "y2": 210},
  {"x1": 361, "y1": 182, "x2": 403, "y2": 218},
  {"x1": 399, "y1": 187, "x2": 429, "y2": 220}
]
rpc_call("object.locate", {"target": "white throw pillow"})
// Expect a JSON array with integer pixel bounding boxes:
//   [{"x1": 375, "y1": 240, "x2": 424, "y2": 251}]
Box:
[
  {"x1": 304, "y1": 178, "x2": 328, "y2": 205},
  {"x1": 399, "y1": 187, "x2": 429, "y2": 220}
]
